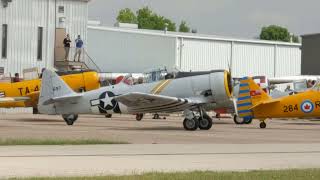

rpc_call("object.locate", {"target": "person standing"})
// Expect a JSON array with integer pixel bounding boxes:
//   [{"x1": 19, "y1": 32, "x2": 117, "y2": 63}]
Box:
[
  {"x1": 63, "y1": 34, "x2": 71, "y2": 61},
  {"x1": 74, "y1": 35, "x2": 84, "y2": 62}
]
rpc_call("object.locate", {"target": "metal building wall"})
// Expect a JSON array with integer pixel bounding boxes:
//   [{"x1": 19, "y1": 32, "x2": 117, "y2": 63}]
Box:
[
  {"x1": 87, "y1": 27, "x2": 177, "y2": 73},
  {"x1": 275, "y1": 45, "x2": 301, "y2": 77},
  {"x1": 178, "y1": 38, "x2": 301, "y2": 78},
  {"x1": 232, "y1": 42, "x2": 275, "y2": 77},
  {"x1": 56, "y1": 0, "x2": 88, "y2": 43},
  {"x1": 0, "y1": 0, "x2": 88, "y2": 76},
  {"x1": 177, "y1": 38, "x2": 231, "y2": 72},
  {"x1": 87, "y1": 26, "x2": 301, "y2": 77}
]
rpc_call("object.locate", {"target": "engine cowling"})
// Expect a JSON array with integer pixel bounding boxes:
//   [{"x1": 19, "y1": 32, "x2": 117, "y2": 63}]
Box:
[{"x1": 210, "y1": 70, "x2": 233, "y2": 103}]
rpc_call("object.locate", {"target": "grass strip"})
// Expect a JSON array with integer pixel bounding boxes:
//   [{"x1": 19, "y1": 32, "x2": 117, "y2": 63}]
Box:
[
  {"x1": 10, "y1": 169, "x2": 320, "y2": 180},
  {"x1": 0, "y1": 138, "x2": 128, "y2": 146}
]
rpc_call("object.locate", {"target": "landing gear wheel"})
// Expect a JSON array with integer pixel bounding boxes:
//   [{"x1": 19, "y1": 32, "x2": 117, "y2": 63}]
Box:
[
  {"x1": 105, "y1": 114, "x2": 112, "y2": 118},
  {"x1": 198, "y1": 117, "x2": 213, "y2": 130},
  {"x1": 62, "y1": 114, "x2": 78, "y2": 126},
  {"x1": 153, "y1": 113, "x2": 160, "y2": 119},
  {"x1": 136, "y1": 113, "x2": 144, "y2": 121},
  {"x1": 233, "y1": 115, "x2": 244, "y2": 124},
  {"x1": 183, "y1": 118, "x2": 199, "y2": 131},
  {"x1": 260, "y1": 121, "x2": 267, "y2": 129},
  {"x1": 244, "y1": 118, "x2": 253, "y2": 124}
]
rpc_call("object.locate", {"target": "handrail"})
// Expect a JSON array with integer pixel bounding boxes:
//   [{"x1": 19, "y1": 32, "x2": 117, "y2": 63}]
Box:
[
  {"x1": 54, "y1": 47, "x2": 101, "y2": 73},
  {"x1": 83, "y1": 49, "x2": 101, "y2": 73}
]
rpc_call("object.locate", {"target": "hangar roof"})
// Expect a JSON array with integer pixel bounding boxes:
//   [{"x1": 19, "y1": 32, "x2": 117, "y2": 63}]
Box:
[{"x1": 88, "y1": 25, "x2": 301, "y2": 47}]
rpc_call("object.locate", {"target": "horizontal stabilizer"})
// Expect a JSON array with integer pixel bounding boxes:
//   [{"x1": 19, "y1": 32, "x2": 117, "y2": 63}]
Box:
[
  {"x1": 0, "y1": 97, "x2": 30, "y2": 103},
  {"x1": 42, "y1": 93, "x2": 82, "y2": 105},
  {"x1": 249, "y1": 99, "x2": 280, "y2": 110}
]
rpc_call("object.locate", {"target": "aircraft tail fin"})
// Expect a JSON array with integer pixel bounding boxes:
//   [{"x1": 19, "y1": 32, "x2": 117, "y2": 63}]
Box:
[
  {"x1": 236, "y1": 77, "x2": 271, "y2": 119},
  {"x1": 38, "y1": 70, "x2": 77, "y2": 114}
]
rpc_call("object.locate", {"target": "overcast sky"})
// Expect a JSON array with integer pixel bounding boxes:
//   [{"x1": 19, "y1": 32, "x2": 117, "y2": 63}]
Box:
[{"x1": 89, "y1": 0, "x2": 319, "y2": 38}]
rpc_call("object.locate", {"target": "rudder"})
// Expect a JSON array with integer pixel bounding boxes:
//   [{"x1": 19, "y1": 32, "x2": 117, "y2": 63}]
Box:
[{"x1": 237, "y1": 77, "x2": 271, "y2": 119}]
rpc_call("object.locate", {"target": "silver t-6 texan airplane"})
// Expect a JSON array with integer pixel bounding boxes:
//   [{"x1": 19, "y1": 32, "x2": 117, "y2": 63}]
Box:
[{"x1": 38, "y1": 69, "x2": 233, "y2": 131}]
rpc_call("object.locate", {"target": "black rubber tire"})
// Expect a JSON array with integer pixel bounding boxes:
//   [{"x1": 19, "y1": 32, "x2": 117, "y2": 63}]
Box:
[
  {"x1": 33, "y1": 108, "x2": 39, "y2": 114},
  {"x1": 233, "y1": 115, "x2": 245, "y2": 124},
  {"x1": 244, "y1": 118, "x2": 253, "y2": 124},
  {"x1": 260, "y1": 122, "x2": 267, "y2": 129},
  {"x1": 153, "y1": 114, "x2": 160, "y2": 119},
  {"x1": 136, "y1": 114, "x2": 144, "y2": 121},
  {"x1": 198, "y1": 117, "x2": 213, "y2": 130},
  {"x1": 62, "y1": 114, "x2": 78, "y2": 126},
  {"x1": 183, "y1": 118, "x2": 199, "y2": 131},
  {"x1": 105, "y1": 114, "x2": 112, "y2": 118}
]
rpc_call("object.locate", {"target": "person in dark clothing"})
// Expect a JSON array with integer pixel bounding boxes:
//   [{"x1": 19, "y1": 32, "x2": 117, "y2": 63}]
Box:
[
  {"x1": 63, "y1": 34, "x2": 71, "y2": 61},
  {"x1": 13, "y1": 73, "x2": 20, "y2": 83}
]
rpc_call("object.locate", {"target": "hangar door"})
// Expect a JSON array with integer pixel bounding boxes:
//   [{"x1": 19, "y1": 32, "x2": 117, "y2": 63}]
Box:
[{"x1": 55, "y1": 28, "x2": 66, "y2": 61}]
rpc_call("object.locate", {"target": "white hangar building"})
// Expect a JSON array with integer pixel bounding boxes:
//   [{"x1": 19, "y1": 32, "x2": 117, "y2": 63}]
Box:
[
  {"x1": 87, "y1": 26, "x2": 301, "y2": 78},
  {"x1": 0, "y1": 0, "x2": 90, "y2": 76}
]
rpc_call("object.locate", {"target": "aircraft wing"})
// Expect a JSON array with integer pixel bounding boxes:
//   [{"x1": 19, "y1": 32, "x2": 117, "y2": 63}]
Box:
[
  {"x1": 249, "y1": 99, "x2": 280, "y2": 110},
  {"x1": 0, "y1": 97, "x2": 30, "y2": 103},
  {"x1": 114, "y1": 92, "x2": 202, "y2": 113}
]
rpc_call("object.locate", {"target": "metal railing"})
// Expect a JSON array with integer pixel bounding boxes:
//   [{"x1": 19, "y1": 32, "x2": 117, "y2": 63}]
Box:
[{"x1": 55, "y1": 47, "x2": 101, "y2": 72}]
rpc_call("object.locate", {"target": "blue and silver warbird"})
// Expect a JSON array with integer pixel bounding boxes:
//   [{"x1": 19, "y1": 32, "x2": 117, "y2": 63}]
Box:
[{"x1": 38, "y1": 70, "x2": 233, "y2": 131}]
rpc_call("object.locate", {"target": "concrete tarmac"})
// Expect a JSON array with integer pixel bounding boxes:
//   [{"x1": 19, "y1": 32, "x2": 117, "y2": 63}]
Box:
[
  {"x1": 1, "y1": 114, "x2": 320, "y2": 144},
  {"x1": 1, "y1": 114, "x2": 320, "y2": 178},
  {"x1": 1, "y1": 144, "x2": 320, "y2": 178}
]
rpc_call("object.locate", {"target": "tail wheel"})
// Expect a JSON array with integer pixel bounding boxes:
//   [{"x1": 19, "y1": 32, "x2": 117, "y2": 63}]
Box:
[
  {"x1": 62, "y1": 114, "x2": 79, "y2": 126},
  {"x1": 233, "y1": 115, "x2": 244, "y2": 124},
  {"x1": 183, "y1": 118, "x2": 199, "y2": 131},
  {"x1": 105, "y1": 114, "x2": 112, "y2": 118},
  {"x1": 260, "y1": 121, "x2": 267, "y2": 129},
  {"x1": 136, "y1": 113, "x2": 144, "y2": 121}
]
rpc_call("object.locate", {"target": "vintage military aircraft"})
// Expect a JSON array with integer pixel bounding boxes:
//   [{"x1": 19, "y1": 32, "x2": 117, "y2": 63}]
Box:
[
  {"x1": 236, "y1": 76, "x2": 320, "y2": 129},
  {"x1": 38, "y1": 69, "x2": 233, "y2": 131},
  {"x1": 0, "y1": 70, "x2": 100, "y2": 113}
]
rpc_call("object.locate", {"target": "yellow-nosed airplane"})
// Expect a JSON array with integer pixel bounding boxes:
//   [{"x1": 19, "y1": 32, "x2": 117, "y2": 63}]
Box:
[
  {"x1": 237, "y1": 76, "x2": 320, "y2": 129},
  {"x1": 0, "y1": 70, "x2": 100, "y2": 112}
]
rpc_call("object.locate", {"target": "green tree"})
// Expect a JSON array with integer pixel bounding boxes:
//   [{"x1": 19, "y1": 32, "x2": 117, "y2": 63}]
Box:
[
  {"x1": 136, "y1": 7, "x2": 176, "y2": 31},
  {"x1": 292, "y1": 35, "x2": 300, "y2": 43},
  {"x1": 179, "y1": 21, "x2": 190, "y2": 32},
  {"x1": 117, "y1": 8, "x2": 137, "y2": 24},
  {"x1": 260, "y1": 25, "x2": 291, "y2": 42}
]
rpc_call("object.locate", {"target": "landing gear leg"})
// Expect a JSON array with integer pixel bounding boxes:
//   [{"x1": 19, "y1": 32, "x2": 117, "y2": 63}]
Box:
[{"x1": 62, "y1": 114, "x2": 79, "y2": 126}]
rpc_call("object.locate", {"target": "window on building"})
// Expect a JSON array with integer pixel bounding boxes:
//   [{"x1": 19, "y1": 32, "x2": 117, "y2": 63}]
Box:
[
  {"x1": 58, "y1": 6, "x2": 64, "y2": 13},
  {"x1": 37, "y1": 27, "x2": 43, "y2": 60},
  {"x1": 1, "y1": 24, "x2": 7, "y2": 59}
]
